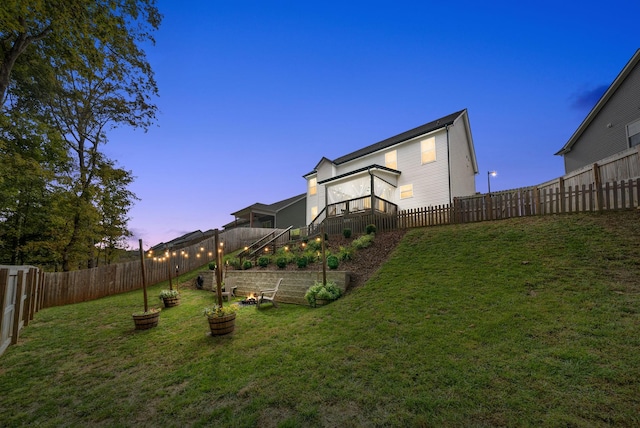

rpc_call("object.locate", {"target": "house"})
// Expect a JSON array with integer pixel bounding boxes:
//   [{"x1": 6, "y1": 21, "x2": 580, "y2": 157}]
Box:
[
  {"x1": 303, "y1": 109, "x2": 478, "y2": 224},
  {"x1": 150, "y1": 229, "x2": 216, "y2": 252},
  {"x1": 223, "y1": 193, "x2": 307, "y2": 230},
  {"x1": 555, "y1": 49, "x2": 640, "y2": 174}
]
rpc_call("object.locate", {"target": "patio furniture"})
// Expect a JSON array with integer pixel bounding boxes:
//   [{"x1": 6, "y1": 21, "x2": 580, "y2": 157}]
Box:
[
  {"x1": 257, "y1": 278, "x2": 283, "y2": 308},
  {"x1": 221, "y1": 280, "x2": 237, "y2": 302}
]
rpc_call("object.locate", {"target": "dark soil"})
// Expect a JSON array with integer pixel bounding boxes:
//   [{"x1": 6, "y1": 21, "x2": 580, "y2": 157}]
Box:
[{"x1": 241, "y1": 230, "x2": 407, "y2": 290}]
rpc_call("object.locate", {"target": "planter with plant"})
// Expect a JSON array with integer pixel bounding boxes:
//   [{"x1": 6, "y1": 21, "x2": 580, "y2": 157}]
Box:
[
  {"x1": 204, "y1": 229, "x2": 240, "y2": 336},
  {"x1": 159, "y1": 289, "x2": 180, "y2": 308},
  {"x1": 305, "y1": 280, "x2": 342, "y2": 307},
  {"x1": 203, "y1": 304, "x2": 238, "y2": 335},
  {"x1": 132, "y1": 307, "x2": 161, "y2": 330}
]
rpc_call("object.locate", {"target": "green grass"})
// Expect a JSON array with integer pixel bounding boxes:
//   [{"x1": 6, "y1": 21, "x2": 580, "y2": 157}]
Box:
[{"x1": 1, "y1": 211, "x2": 640, "y2": 427}]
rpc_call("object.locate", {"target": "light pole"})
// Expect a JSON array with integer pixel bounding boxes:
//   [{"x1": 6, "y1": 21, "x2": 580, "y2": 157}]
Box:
[{"x1": 487, "y1": 170, "x2": 497, "y2": 196}]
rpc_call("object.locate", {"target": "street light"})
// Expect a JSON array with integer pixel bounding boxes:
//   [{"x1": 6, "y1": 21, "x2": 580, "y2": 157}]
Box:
[{"x1": 488, "y1": 170, "x2": 497, "y2": 195}]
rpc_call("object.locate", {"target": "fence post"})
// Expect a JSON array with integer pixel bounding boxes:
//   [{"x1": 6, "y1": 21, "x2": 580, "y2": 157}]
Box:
[
  {"x1": 559, "y1": 178, "x2": 565, "y2": 213},
  {"x1": 593, "y1": 163, "x2": 603, "y2": 211},
  {"x1": 11, "y1": 271, "x2": 25, "y2": 345},
  {"x1": 0, "y1": 268, "x2": 8, "y2": 347}
]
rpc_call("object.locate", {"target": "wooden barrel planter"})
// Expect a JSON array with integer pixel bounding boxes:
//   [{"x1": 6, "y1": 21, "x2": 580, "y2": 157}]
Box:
[
  {"x1": 162, "y1": 296, "x2": 181, "y2": 308},
  {"x1": 132, "y1": 310, "x2": 160, "y2": 330},
  {"x1": 207, "y1": 313, "x2": 236, "y2": 336}
]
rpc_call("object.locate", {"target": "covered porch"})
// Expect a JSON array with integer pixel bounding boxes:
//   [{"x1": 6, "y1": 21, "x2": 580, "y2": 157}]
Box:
[{"x1": 320, "y1": 165, "x2": 399, "y2": 218}]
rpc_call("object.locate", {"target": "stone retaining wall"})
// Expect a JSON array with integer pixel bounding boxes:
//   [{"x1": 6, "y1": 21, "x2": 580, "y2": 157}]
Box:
[{"x1": 198, "y1": 270, "x2": 351, "y2": 306}]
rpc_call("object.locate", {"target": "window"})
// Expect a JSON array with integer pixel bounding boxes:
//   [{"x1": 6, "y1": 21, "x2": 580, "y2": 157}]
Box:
[
  {"x1": 311, "y1": 206, "x2": 318, "y2": 219},
  {"x1": 308, "y1": 177, "x2": 317, "y2": 195},
  {"x1": 627, "y1": 118, "x2": 640, "y2": 148},
  {"x1": 385, "y1": 150, "x2": 397, "y2": 169},
  {"x1": 421, "y1": 137, "x2": 436, "y2": 164},
  {"x1": 400, "y1": 184, "x2": 413, "y2": 199}
]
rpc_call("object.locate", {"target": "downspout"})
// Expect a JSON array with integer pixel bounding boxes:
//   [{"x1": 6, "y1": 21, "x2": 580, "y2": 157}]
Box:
[{"x1": 446, "y1": 124, "x2": 452, "y2": 204}]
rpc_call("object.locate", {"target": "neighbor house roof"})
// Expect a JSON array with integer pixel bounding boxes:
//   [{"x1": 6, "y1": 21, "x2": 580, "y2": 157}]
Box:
[
  {"x1": 230, "y1": 193, "x2": 306, "y2": 218},
  {"x1": 555, "y1": 49, "x2": 640, "y2": 156},
  {"x1": 150, "y1": 229, "x2": 216, "y2": 252},
  {"x1": 303, "y1": 109, "x2": 467, "y2": 177}
]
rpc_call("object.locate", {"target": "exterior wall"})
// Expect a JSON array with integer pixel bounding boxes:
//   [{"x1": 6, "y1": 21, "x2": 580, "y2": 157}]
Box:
[
  {"x1": 306, "y1": 172, "x2": 324, "y2": 224},
  {"x1": 564, "y1": 61, "x2": 640, "y2": 172},
  {"x1": 448, "y1": 113, "x2": 477, "y2": 197},
  {"x1": 275, "y1": 197, "x2": 306, "y2": 228},
  {"x1": 394, "y1": 129, "x2": 451, "y2": 209}
]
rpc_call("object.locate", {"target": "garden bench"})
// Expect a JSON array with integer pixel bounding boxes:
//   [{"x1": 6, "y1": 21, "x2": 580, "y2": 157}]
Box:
[{"x1": 257, "y1": 278, "x2": 283, "y2": 308}]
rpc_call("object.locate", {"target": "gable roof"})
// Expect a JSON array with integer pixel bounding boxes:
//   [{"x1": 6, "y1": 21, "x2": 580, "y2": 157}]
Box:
[
  {"x1": 555, "y1": 49, "x2": 640, "y2": 156},
  {"x1": 303, "y1": 110, "x2": 468, "y2": 178},
  {"x1": 150, "y1": 229, "x2": 215, "y2": 252},
  {"x1": 230, "y1": 193, "x2": 306, "y2": 217},
  {"x1": 333, "y1": 109, "x2": 466, "y2": 165}
]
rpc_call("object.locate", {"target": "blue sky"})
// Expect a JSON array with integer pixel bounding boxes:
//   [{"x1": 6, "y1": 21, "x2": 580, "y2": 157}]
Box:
[{"x1": 104, "y1": 0, "x2": 640, "y2": 249}]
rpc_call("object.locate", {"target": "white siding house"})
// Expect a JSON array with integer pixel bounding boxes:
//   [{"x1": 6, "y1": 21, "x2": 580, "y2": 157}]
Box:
[{"x1": 303, "y1": 109, "x2": 478, "y2": 224}]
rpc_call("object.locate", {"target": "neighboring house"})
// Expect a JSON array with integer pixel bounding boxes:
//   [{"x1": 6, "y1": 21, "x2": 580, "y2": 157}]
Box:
[
  {"x1": 303, "y1": 109, "x2": 478, "y2": 224},
  {"x1": 556, "y1": 49, "x2": 640, "y2": 173},
  {"x1": 150, "y1": 229, "x2": 216, "y2": 252},
  {"x1": 223, "y1": 193, "x2": 307, "y2": 230}
]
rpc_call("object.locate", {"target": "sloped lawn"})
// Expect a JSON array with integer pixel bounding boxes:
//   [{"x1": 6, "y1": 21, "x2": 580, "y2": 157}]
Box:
[{"x1": 1, "y1": 211, "x2": 639, "y2": 427}]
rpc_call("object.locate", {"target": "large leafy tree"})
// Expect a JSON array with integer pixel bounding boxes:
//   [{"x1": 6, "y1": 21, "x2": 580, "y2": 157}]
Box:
[{"x1": 0, "y1": 1, "x2": 161, "y2": 270}]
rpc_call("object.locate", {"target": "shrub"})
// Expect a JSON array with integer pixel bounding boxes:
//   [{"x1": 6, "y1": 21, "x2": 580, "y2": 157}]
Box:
[
  {"x1": 366, "y1": 224, "x2": 377, "y2": 234},
  {"x1": 327, "y1": 255, "x2": 339, "y2": 269},
  {"x1": 208, "y1": 261, "x2": 216, "y2": 270},
  {"x1": 339, "y1": 245, "x2": 354, "y2": 261},
  {"x1": 228, "y1": 258, "x2": 241, "y2": 269},
  {"x1": 343, "y1": 228, "x2": 352, "y2": 239},
  {"x1": 308, "y1": 239, "x2": 322, "y2": 252},
  {"x1": 352, "y1": 233, "x2": 374, "y2": 250},
  {"x1": 303, "y1": 251, "x2": 317, "y2": 264},
  {"x1": 242, "y1": 260, "x2": 252, "y2": 270},
  {"x1": 304, "y1": 281, "x2": 342, "y2": 307},
  {"x1": 258, "y1": 256, "x2": 270, "y2": 267},
  {"x1": 296, "y1": 256, "x2": 308, "y2": 268},
  {"x1": 276, "y1": 257, "x2": 287, "y2": 269}
]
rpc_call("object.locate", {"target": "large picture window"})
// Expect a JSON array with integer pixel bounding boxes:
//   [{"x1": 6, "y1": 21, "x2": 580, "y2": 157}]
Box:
[{"x1": 421, "y1": 137, "x2": 436, "y2": 164}]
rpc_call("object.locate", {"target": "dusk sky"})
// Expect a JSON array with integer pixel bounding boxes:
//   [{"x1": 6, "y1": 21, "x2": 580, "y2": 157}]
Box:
[{"x1": 103, "y1": 0, "x2": 640, "y2": 249}]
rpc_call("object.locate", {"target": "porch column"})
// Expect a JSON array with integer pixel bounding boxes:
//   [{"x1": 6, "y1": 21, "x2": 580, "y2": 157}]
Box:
[{"x1": 370, "y1": 173, "x2": 375, "y2": 214}]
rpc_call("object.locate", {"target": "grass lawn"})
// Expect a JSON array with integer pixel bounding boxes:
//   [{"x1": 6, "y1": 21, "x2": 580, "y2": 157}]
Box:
[{"x1": 1, "y1": 211, "x2": 639, "y2": 427}]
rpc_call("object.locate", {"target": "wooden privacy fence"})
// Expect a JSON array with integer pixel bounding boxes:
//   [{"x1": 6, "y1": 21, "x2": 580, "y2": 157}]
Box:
[
  {"x1": 453, "y1": 178, "x2": 640, "y2": 224},
  {"x1": 1, "y1": 266, "x2": 43, "y2": 357},
  {"x1": 39, "y1": 227, "x2": 282, "y2": 309}
]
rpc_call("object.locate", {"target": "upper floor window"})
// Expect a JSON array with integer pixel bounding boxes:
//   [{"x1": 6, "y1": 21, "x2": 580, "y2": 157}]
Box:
[
  {"x1": 385, "y1": 150, "x2": 397, "y2": 169},
  {"x1": 627, "y1": 118, "x2": 640, "y2": 148},
  {"x1": 308, "y1": 177, "x2": 317, "y2": 195},
  {"x1": 421, "y1": 137, "x2": 436, "y2": 164}
]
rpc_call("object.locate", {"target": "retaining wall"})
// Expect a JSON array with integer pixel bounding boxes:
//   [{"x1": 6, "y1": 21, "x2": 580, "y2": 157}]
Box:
[{"x1": 198, "y1": 270, "x2": 351, "y2": 306}]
